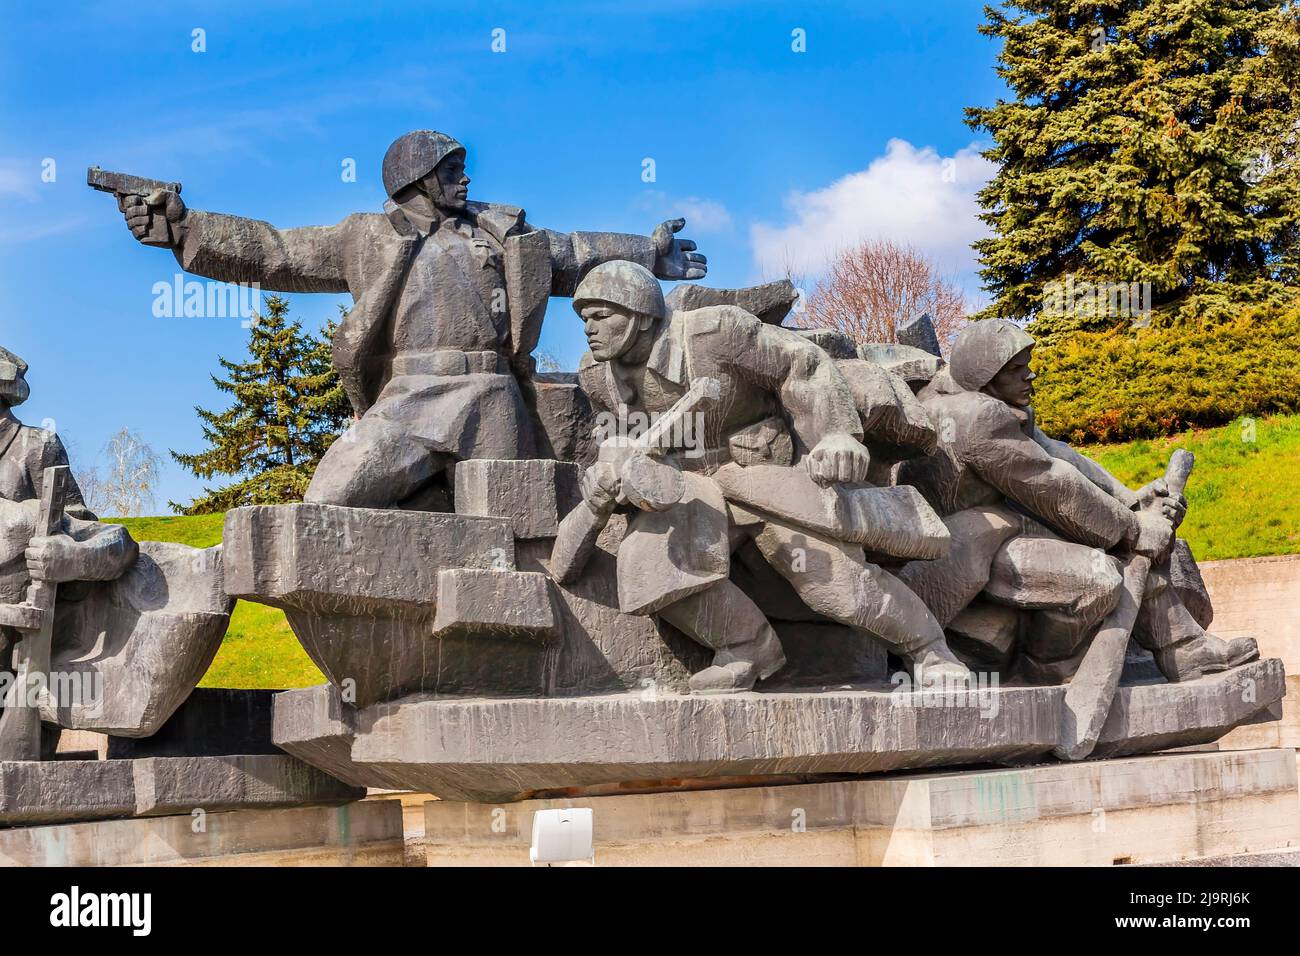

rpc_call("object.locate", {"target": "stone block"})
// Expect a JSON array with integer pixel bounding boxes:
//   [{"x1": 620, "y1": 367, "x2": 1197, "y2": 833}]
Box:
[
  {"x1": 0, "y1": 800, "x2": 403, "y2": 866},
  {"x1": 337, "y1": 658, "x2": 1284, "y2": 802},
  {"x1": 431, "y1": 568, "x2": 556, "y2": 641},
  {"x1": 422, "y1": 748, "x2": 1300, "y2": 866},
  {"x1": 131, "y1": 754, "x2": 364, "y2": 816},
  {"x1": 454, "y1": 459, "x2": 581, "y2": 539},
  {"x1": 223, "y1": 503, "x2": 516, "y2": 614}
]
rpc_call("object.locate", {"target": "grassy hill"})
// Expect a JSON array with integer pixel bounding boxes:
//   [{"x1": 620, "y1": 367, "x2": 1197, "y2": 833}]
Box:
[
  {"x1": 112, "y1": 515, "x2": 324, "y2": 690},
  {"x1": 1081, "y1": 412, "x2": 1300, "y2": 561},
  {"x1": 114, "y1": 412, "x2": 1299, "y2": 689}
]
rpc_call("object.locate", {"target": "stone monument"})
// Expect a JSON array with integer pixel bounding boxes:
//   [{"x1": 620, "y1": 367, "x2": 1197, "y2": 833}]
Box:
[{"x1": 0, "y1": 132, "x2": 1284, "y2": 843}]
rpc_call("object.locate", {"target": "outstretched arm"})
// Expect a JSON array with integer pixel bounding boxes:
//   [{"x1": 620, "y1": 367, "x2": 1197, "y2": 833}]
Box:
[
  {"x1": 543, "y1": 218, "x2": 707, "y2": 296},
  {"x1": 120, "y1": 189, "x2": 349, "y2": 292}
]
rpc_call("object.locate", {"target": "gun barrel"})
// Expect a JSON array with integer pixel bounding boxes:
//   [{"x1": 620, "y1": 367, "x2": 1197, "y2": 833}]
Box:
[{"x1": 86, "y1": 166, "x2": 181, "y2": 197}]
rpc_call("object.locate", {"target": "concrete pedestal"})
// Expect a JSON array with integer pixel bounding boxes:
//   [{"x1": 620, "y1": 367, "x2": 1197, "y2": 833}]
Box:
[
  {"x1": 0, "y1": 798, "x2": 404, "y2": 866},
  {"x1": 422, "y1": 747, "x2": 1300, "y2": 866}
]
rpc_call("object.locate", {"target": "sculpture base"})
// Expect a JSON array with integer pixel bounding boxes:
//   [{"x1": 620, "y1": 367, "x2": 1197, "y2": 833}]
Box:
[
  {"x1": 0, "y1": 799, "x2": 403, "y2": 867},
  {"x1": 275, "y1": 658, "x2": 1286, "y2": 801},
  {"x1": 422, "y1": 747, "x2": 1300, "y2": 866},
  {"x1": 0, "y1": 754, "x2": 363, "y2": 826}
]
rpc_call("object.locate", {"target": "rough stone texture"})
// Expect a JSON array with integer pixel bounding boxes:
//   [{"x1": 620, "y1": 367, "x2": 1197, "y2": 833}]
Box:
[
  {"x1": 0, "y1": 759, "x2": 137, "y2": 825},
  {"x1": 271, "y1": 684, "x2": 410, "y2": 790},
  {"x1": 422, "y1": 747, "x2": 1298, "y2": 866},
  {"x1": 896, "y1": 312, "x2": 943, "y2": 358},
  {"x1": 857, "y1": 343, "x2": 943, "y2": 388},
  {"x1": 132, "y1": 754, "x2": 363, "y2": 816},
  {"x1": 224, "y1": 503, "x2": 537, "y2": 705},
  {"x1": 454, "y1": 459, "x2": 581, "y2": 539},
  {"x1": 45, "y1": 541, "x2": 234, "y2": 737},
  {"x1": 663, "y1": 279, "x2": 798, "y2": 325},
  {"x1": 0, "y1": 753, "x2": 365, "y2": 826},
  {"x1": 431, "y1": 567, "x2": 556, "y2": 640},
  {"x1": 528, "y1": 379, "x2": 597, "y2": 466},
  {"x1": 334, "y1": 658, "x2": 1284, "y2": 802},
  {"x1": 0, "y1": 799, "x2": 403, "y2": 866}
]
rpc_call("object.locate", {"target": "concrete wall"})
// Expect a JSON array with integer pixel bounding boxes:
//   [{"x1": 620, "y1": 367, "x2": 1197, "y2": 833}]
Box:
[{"x1": 1200, "y1": 553, "x2": 1300, "y2": 751}]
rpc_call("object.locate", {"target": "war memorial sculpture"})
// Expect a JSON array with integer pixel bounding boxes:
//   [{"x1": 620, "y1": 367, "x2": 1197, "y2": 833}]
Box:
[{"x1": 0, "y1": 130, "x2": 1285, "y2": 841}]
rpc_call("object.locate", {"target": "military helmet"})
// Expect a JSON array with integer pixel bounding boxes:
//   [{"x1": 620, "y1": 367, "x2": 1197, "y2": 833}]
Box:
[
  {"x1": 0, "y1": 345, "x2": 29, "y2": 407},
  {"x1": 381, "y1": 130, "x2": 466, "y2": 199},
  {"x1": 949, "y1": 319, "x2": 1035, "y2": 392},
  {"x1": 572, "y1": 261, "x2": 666, "y2": 321}
]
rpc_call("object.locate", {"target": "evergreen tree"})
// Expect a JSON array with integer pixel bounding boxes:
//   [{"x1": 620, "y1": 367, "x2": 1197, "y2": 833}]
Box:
[
  {"x1": 170, "y1": 296, "x2": 350, "y2": 514},
  {"x1": 967, "y1": 0, "x2": 1300, "y2": 335}
]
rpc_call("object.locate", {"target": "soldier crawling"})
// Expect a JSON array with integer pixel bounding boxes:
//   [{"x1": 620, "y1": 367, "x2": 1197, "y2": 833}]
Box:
[
  {"x1": 898, "y1": 320, "x2": 1258, "y2": 683},
  {"x1": 116, "y1": 130, "x2": 708, "y2": 510},
  {"x1": 554, "y1": 261, "x2": 969, "y2": 693}
]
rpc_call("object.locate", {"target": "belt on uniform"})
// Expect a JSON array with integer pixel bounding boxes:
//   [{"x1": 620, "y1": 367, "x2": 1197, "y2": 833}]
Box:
[{"x1": 390, "y1": 350, "x2": 509, "y2": 376}]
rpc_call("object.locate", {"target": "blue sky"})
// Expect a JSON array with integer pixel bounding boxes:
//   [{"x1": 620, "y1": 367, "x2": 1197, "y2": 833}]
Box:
[{"x1": 0, "y1": 0, "x2": 1006, "y2": 509}]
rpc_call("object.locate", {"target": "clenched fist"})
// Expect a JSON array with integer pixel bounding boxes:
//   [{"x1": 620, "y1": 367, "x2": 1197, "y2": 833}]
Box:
[
  {"x1": 25, "y1": 535, "x2": 86, "y2": 584},
  {"x1": 803, "y1": 433, "x2": 872, "y2": 487},
  {"x1": 120, "y1": 188, "x2": 186, "y2": 248}
]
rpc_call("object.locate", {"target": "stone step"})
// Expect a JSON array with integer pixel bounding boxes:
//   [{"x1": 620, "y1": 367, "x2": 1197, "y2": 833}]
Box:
[{"x1": 431, "y1": 568, "x2": 557, "y2": 641}]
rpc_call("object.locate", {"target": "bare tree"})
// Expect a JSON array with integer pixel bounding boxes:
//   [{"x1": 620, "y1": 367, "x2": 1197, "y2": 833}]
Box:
[
  {"x1": 534, "y1": 349, "x2": 565, "y2": 373},
  {"x1": 77, "y1": 464, "x2": 109, "y2": 517},
  {"x1": 99, "y1": 428, "x2": 162, "y2": 517},
  {"x1": 799, "y1": 239, "x2": 968, "y2": 353}
]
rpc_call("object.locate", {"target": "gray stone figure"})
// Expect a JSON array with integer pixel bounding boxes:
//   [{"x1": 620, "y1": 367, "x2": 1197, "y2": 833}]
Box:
[
  {"x1": 0, "y1": 348, "x2": 233, "y2": 742},
  {"x1": 898, "y1": 319, "x2": 1259, "y2": 683},
  {"x1": 554, "y1": 260, "x2": 969, "y2": 693},
  {"x1": 114, "y1": 131, "x2": 708, "y2": 510}
]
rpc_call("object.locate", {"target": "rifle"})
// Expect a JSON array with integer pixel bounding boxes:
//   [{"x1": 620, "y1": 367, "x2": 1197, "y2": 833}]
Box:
[
  {"x1": 87, "y1": 167, "x2": 182, "y2": 247},
  {"x1": 549, "y1": 377, "x2": 721, "y2": 583},
  {"x1": 0, "y1": 465, "x2": 69, "y2": 761},
  {"x1": 1055, "y1": 450, "x2": 1194, "y2": 761}
]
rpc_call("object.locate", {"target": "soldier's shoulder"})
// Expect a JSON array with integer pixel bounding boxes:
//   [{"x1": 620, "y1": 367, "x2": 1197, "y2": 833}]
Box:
[
  {"x1": 467, "y1": 200, "x2": 527, "y2": 238},
  {"x1": 676, "y1": 304, "x2": 760, "y2": 338}
]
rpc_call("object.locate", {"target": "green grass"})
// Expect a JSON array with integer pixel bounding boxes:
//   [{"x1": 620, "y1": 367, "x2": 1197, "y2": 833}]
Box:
[
  {"x1": 111, "y1": 515, "x2": 325, "y2": 690},
  {"x1": 110, "y1": 415, "x2": 1300, "y2": 686},
  {"x1": 1080, "y1": 412, "x2": 1300, "y2": 561}
]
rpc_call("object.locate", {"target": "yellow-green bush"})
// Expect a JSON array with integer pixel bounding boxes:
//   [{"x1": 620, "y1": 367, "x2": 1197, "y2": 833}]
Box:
[{"x1": 1033, "y1": 307, "x2": 1300, "y2": 444}]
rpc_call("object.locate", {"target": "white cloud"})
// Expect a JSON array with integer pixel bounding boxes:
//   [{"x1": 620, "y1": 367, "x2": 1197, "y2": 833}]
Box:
[
  {"x1": 749, "y1": 139, "x2": 996, "y2": 286},
  {"x1": 636, "y1": 190, "x2": 733, "y2": 233}
]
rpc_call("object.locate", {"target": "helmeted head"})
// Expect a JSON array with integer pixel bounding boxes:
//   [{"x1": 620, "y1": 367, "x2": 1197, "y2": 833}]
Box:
[
  {"x1": 0, "y1": 346, "x2": 29, "y2": 408},
  {"x1": 573, "y1": 261, "x2": 667, "y2": 363},
  {"x1": 382, "y1": 130, "x2": 469, "y2": 211},
  {"x1": 949, "y1": 319, "x2": 1036, "y2": 406}
]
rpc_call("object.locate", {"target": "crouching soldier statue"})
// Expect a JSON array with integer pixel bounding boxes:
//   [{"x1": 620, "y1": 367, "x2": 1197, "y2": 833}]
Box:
[
  {"x1": 898, "y1": 320, "x2": 1258, "y2": 683},
  {"x1": 0, "y1": 347, "x2": 232, "y2": 747},
  {"x1": 550, "y1": 261, "x2": 969, "y2": 693},
  {"x1": 115, "y1": 130, "x2": 708, "y2": 510}
]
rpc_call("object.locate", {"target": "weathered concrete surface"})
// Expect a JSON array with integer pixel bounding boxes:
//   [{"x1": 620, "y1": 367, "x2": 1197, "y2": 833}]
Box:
[
  {"x1": 132, "y1": 755, "x2": 363, "y2": 816},
  {"x1": 454, "y1": 459, "x2": 581, "y2": 539},
  {"x1": 332, "y1": 658, "x2": 1285, "y2": 802},
  {"x1": 430, "y1": 568, "x2": 556, "y2": 641},
  {"x1": 0, "y1": 799, "x2": 402, "y2": 866},
  {"x1": 0, "y1": 753, "x2": 363, "y2": 826},
  {"x1": 224, "y1": 504, "x2": 541, "y2": 705},
  {"x1": 272, "y1": 684, "x2": 414, "y2": 790},
  {"x1": 0, "y1": 759, "x2": 136, "y2": 825},
  {"x1": 1202, "y1": 554, "x2": 1300, "y2": 752},
  {"x1": 423, "y1": 748, "x2": 1299, "y2": 866},
  {"x1": 43, "y1": 541, "x2": 234, "y2": 738}
]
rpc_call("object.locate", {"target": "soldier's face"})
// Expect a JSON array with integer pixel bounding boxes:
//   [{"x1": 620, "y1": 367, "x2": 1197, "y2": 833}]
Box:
[
  {"x1": 987, "y1": 347, "x2": 1036, "y2": 407},
  {"x1": 582, "y1": 304, "x2": 643, "y2": 362},
  {"x1": 428, "y1": 153, "x2": 470, "y2": 212}
]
